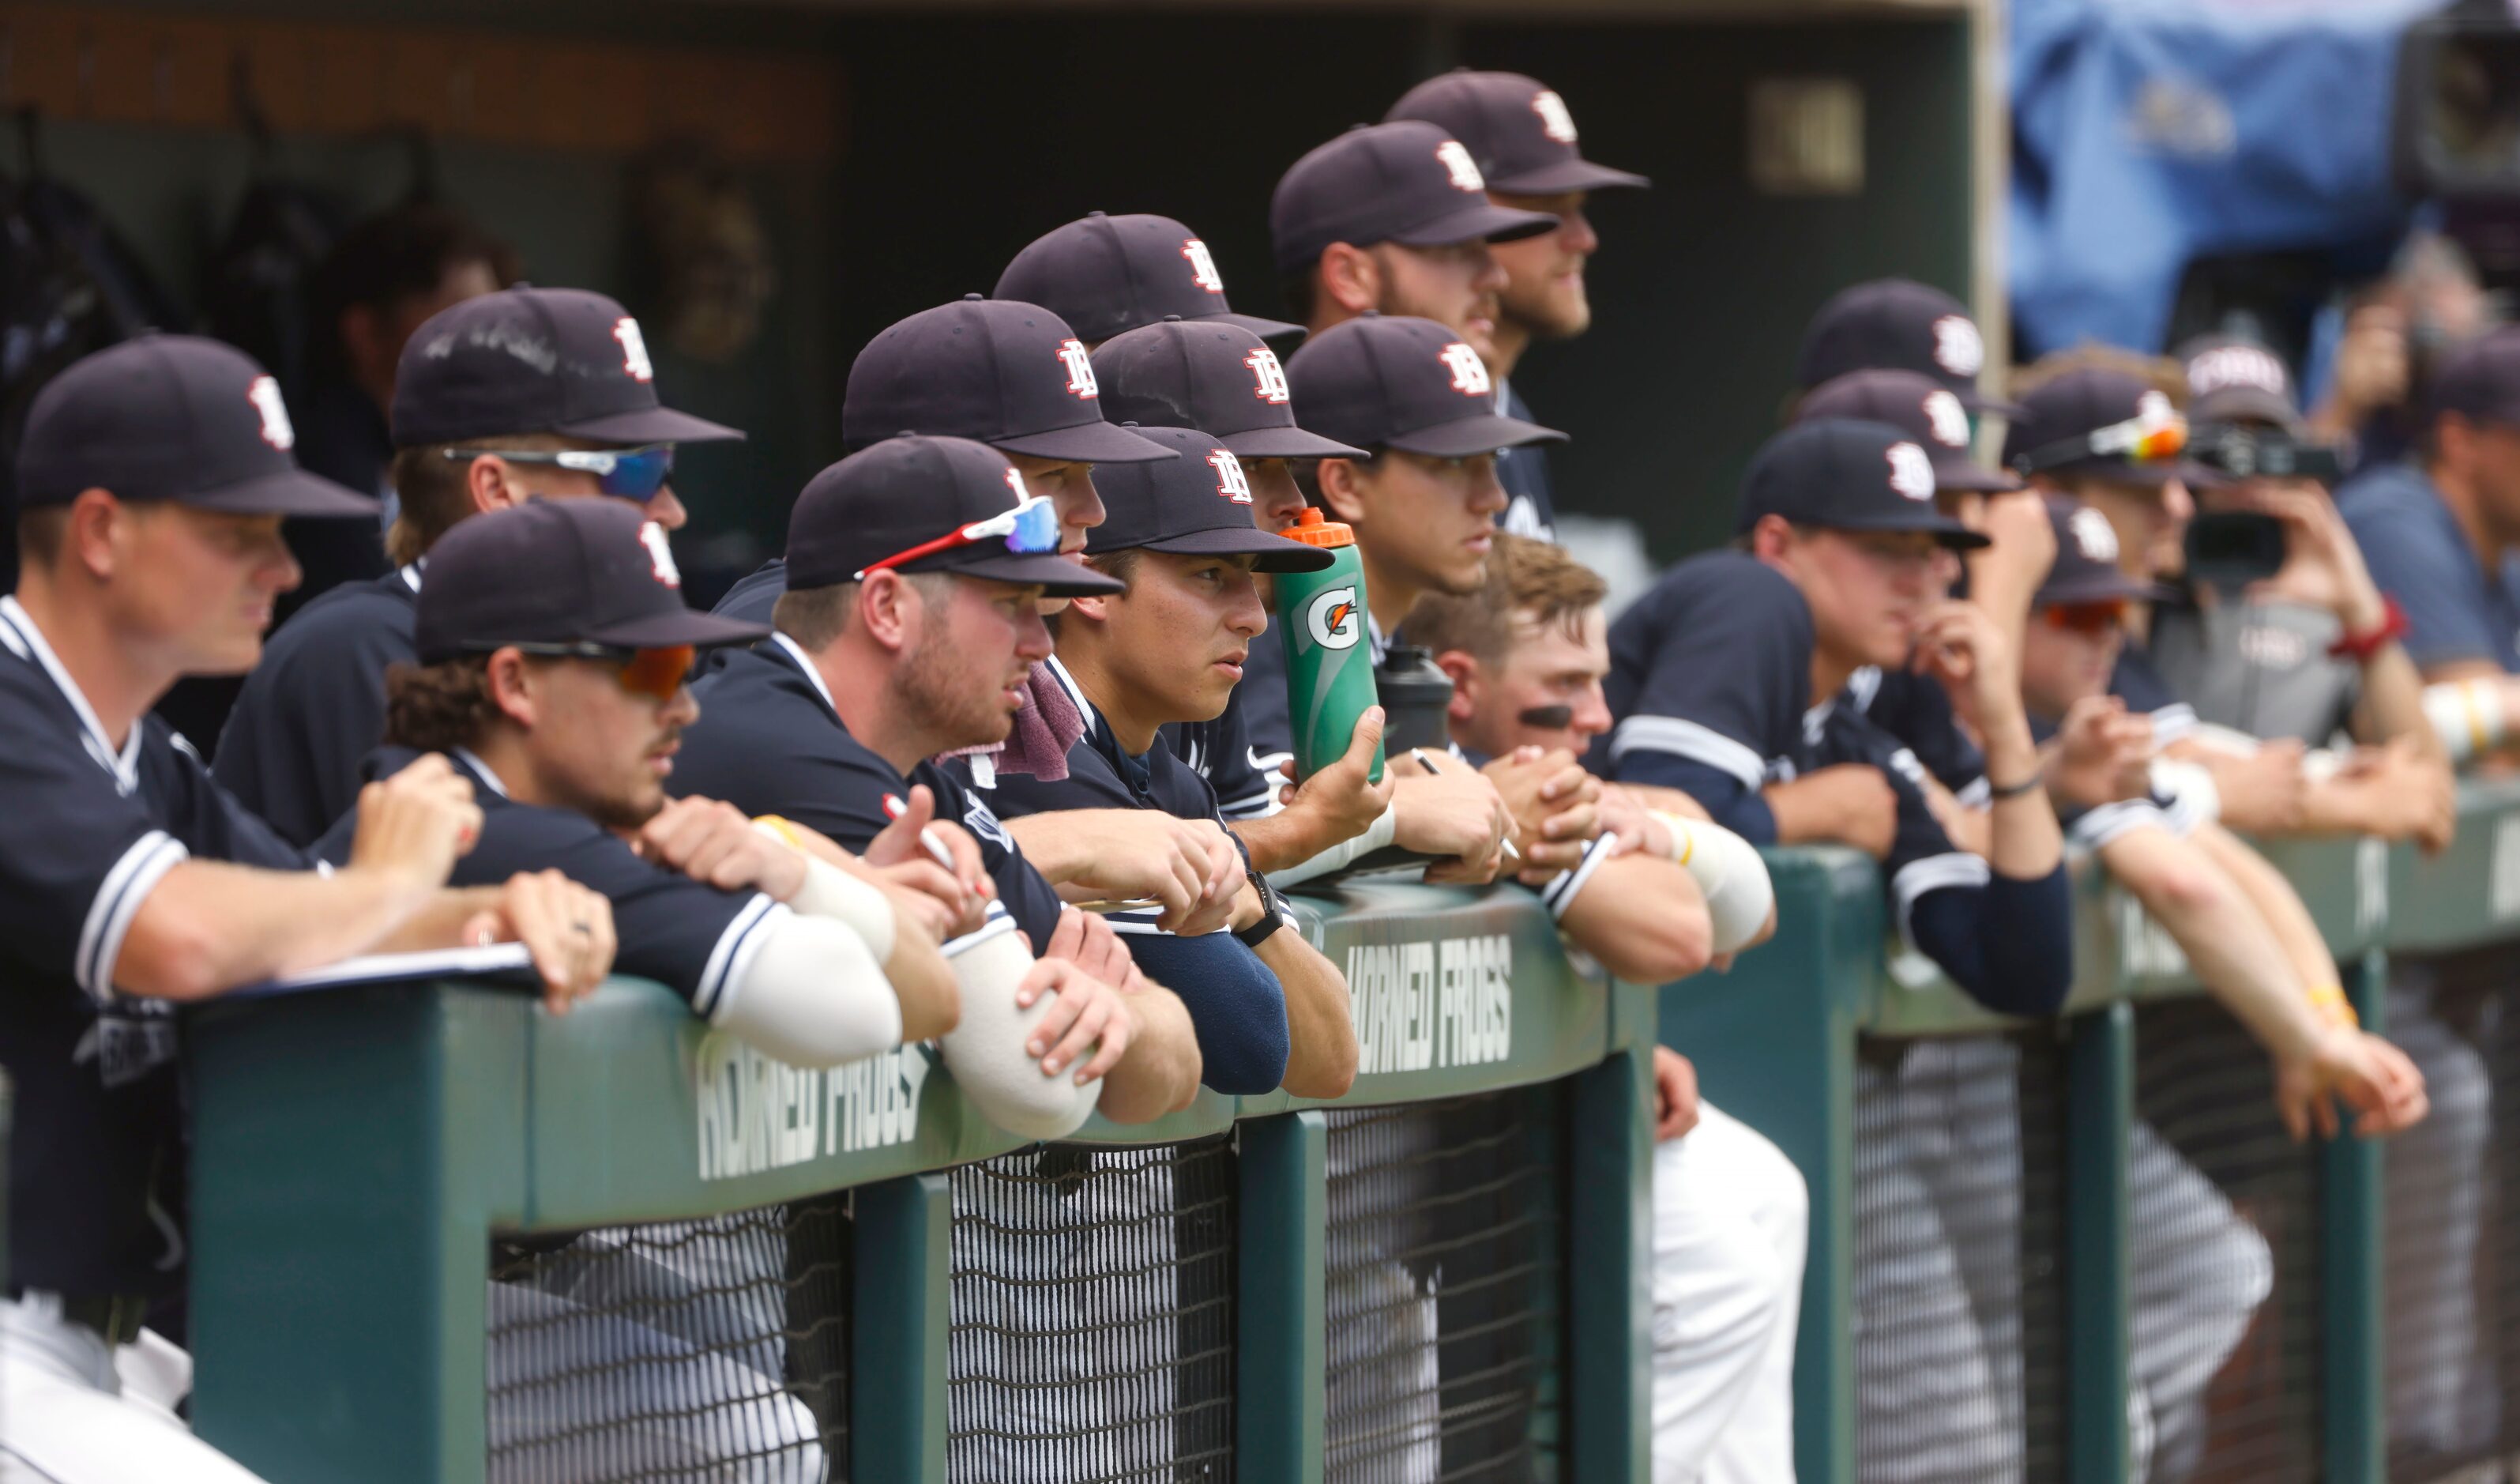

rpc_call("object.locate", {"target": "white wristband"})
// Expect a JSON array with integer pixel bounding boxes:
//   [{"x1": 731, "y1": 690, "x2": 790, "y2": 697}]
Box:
[
  {"x1": 1264, "y1": 801, "x2": 1400, "y2": 888},
  {"x1": 1649, "y1": 811, "x2": 1775, "y2": 955},
  {"x1": 2424, "y1": 677, "x2": 2505, "y2": 764},
  {"x1": 758, "y1": 825, "x2": 897, "y2": 962}
]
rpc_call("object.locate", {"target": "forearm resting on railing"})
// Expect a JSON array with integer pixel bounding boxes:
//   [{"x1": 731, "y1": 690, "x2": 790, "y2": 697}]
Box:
[
  {"x1": 1096, "y1": 977, "x2": 1202, "y2": 1121},
  {"x1": 2099, "y1": 826, "x2": 2323, "y2": 1061},
  {"x1": 118, "y1": 857, "x2": 449, "y2": 1001}
]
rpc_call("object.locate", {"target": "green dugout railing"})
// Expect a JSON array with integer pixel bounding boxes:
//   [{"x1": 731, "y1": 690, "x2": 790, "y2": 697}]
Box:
[
  {"x1": 182, "y1": 876, "x2": 1661, "y2": 1483},
  {"x1": 1661, "y1": 777, "x2": 2520, "y2": 1484}
]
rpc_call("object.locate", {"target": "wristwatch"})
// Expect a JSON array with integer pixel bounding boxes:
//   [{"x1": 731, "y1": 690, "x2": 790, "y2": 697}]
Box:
[{"x1": 1234, "y1": 869, "x2": 1288, "y2": 949}]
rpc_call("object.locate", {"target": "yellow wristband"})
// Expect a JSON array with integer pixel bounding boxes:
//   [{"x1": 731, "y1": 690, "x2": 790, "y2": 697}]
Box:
[
  {"x1": 2305, "y1": 982, "x2": 2360, "y2": 1030},
  {"x1": 753, "y1": 814, "x2": 807, "y2": 851}
]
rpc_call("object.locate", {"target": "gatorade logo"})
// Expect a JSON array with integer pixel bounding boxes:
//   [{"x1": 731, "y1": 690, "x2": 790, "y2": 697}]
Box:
[{"x1": 1307, "y1": 586, "x2": 1363, "y2": 650}]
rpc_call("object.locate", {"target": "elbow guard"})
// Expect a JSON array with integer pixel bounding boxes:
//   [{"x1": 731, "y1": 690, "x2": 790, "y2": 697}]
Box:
[
  {"x1": 713, "y1": 913, "x2": 905, "y2": 1068},
  {"x1": 1652, "y1": 812, "x2": 1774, "y2": 955},
  {"x1": 937, "y1": 917, "x2": 1101, "y2": 1140}
]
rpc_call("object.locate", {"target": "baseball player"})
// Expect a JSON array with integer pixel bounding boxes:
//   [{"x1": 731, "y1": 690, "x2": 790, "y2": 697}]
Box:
[
  {"x1": 1411, "y1": 533, "x2": 1790, "y2": 1483},
  {"x1": 712, "y1": 295, "x2": 1174, "y2": 636},
  {"x1": 996, "y1": 210, "x2": 1305, "y2": 352},
  {"x1": 213, "y1": 286, "x2": 739, "y2": 847},
  {"x1": 1386, "y1": 70, "x2": 1651, "y2": 540},
  {"x1": 0, "y1": 337, "x2": 610, "y2": 1482},
  {"x1": 671, "y1": 435, "x2": 1207, "y2": 1121},
  {"x1": 1791, "y1": 277, "x2": 2022, "y2": 424},
  {"x1": 968, "y1": 424, "x2": 1359, "y2": 1097}
]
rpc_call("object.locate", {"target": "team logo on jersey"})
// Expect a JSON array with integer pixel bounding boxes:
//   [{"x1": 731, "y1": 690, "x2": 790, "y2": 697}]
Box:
[
  {"x1": 1438, "y1": 341, "x2": 1491, "y2": 397},
  {"x1": 2187, "y1": 345, "x2": 2287, "y2": 397},
  {"x1": 2069, "y1": 506, "x2": 2119, "y2": 563},
  {"x1": 1306, "y1": 586, "x2": 1363, "y2": 651},
  {"x1": 1531, "y1": 89, "x2": 1581, "y2": 144},
  {"x1": 1209, "y1": 448, "x2": 1253, "y2": 503},
  {"x1": 1247, "y1": 346, "x2": 1291, "y2": 405},
  {"x1": 615, "y1": 317, "x2": 655, "y2": 382},
  {"x1": 1885, "y1": 441, "x2": 1936, "y2": 501},
  {"x1": 1930, "y1": 314, "x2": 1984, "y2": 378},
  {"x1": 1923, "y1": 390, "x2": 1971, "y2": 448},
  {"x1": 246, "y1": 375, "x2": 295, "y2": 450},
  {"x1": 1435, "y1": 140, "x2": 1486, "y2": 192},
  {"x1": 961, "y1": 795, "x2": 1014, "y2": 851},
  {"x1": 640, "y1": 522, "x2": 682, "y2": 587},
  {"x1": 1055, "y1": 337, "x2": 1099, "y2": 399},
  {"x1": 1182, "y1": 238, "x2": 1227, "y2": 295}
]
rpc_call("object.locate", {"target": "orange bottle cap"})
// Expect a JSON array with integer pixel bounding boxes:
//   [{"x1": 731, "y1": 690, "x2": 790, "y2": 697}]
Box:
[{"x1": 1277, "y1": 506, "x2": 1355, "y2": 548}]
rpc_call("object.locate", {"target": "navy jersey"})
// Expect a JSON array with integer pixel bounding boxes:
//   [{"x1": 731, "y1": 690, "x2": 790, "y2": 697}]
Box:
[
  {"x1": 1493, "y1": 381, "x2": 1558, "y2": 542},
  {"x1": 675, "y1": 637, "x2": 1065, "y2": 949},
  {"x1": 213, "y1": 564, "x2": 421, "y2": 846},
  {"x1": 312, "y1": 748, "x2": 781, "y2": 1017},
  {"x1": 1161, "y1": 687, "x2": 1278, "y2": 823},
  {"x1": 0, "y1": 598, "x2": 310, "y2": 1299},
  {"x1": 1842, "y1": 665, "x2": 1988, "y2": 806},
  {"x1": 2108, "y1": 639, "x2": 2196, "y2": 744},
  {"x1": 963, "y1": 658, "x2": 1292, "y2": 1094},
  {"x1": 2339, "y1": 458, "x2": 2520, "y2": 673},
  {"x1": 713, "y1": 558, "x2": 788, "y2": 627},
  {"x1": 1807, "y1": 701, "x2": 1992, "y2": 940},
  {"x1": 1601, "y1": 551, "x2": 1813, "y2": 843}
]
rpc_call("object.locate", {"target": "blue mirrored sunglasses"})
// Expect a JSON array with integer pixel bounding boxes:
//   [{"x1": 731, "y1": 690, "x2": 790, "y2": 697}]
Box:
[{"x1": 440, "y1": 444, "x2": 676, "y2": 500}]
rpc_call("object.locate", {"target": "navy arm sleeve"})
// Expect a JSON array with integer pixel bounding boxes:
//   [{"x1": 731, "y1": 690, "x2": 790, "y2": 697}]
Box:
[
  {"x1": 1110, "y1": 930, "x2": 1292, "y2": 1095},
  {"x1": 1905, "y1": 867, "x2": 2076, "y2": 1017},
  {"x1": 1602, "y1": 554, "x2": 1807, "y2": 819},
  {"x1": 1604, "y1": 751, "x2": 1779, "y2": 845}
]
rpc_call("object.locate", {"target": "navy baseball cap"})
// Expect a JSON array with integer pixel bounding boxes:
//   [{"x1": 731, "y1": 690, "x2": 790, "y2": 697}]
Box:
[
  {"x1": 996, "y1": 213, "x2": 1303, "y2": 348},
  {"x1": 1086, "y1": 426, "x2": 1336, "y2": 573},
  {"x1": 840, "y1": 296, "x2": 1176, "y2": 465},
  {"x1": 391, "y1": 287, "x2": 743, "y2": 450},
  {"x1": 17, "y1": 336, "x2": 378, "y2": 517},
  {"x1": 1092, "y1": 320, "x2": 1367, "y2": 461},
  {"x1": 1733, "y1": 419, "x2": 1988, "y2": 549},
  {"x1": 2003, "y1": 367, "x2": 2213, "y2": 487},
  {"x1": 2425, "y1": 326, "x2": 2520, "y2": 429},
  {"x1": 1284, "y1": 315, "x2": 1565, "y2": 458},
  {"x1": 1383, "y1": 70, "x2": 1649, "y2": 195},
  {"x1": 2035, "y1": 496, "x2": 2169, "y2": 607},
  {"x1": 2178, "y1": 335, "x2": 2300, "y2": 430},
  {"x1": 1795, "y1": 279, "x2": 2021, "y2": 417},
  {"x1": 785, "y1": 435, "x2": 1125, "y2": 597},
  {"x1": 1795, "y1": 369, "x2": 2018, "y2": 493},
  {"x1": 414, "y1": 498, "x2": 766, "y2": 662},
  {"x1": 1270, "y1": 121, "x2": 1559, "y2": 277}
]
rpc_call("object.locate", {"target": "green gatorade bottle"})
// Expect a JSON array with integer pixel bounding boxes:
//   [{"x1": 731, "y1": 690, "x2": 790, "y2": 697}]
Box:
[{"x1": 1274, "y1": 507, "x2": 1385, "y2": 785}]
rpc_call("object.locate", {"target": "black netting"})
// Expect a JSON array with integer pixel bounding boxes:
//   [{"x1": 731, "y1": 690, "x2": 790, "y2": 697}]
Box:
[
  {"x1": 2132, "y1": 996, "x2": 2318, "y2": 1483},
  {"x1": 2384, "y1": 951, "x2": 2512, "y2": 1481},
  {"x1": 484, "y1": 1197, "x2": 850, "y2": 1482},
  {"x1": 1322, "y1": 1087, "x2": 1568, "y2": 1484},
  {"x1": 1852, "y1": 1034, "x2": 2066, "y2": 1484},
  {"x1": 945, "y1": 1137, "x2": 1237, "y2": 1484}
]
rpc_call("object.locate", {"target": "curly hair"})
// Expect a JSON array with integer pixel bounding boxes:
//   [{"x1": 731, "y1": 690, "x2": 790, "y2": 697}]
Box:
[{"x1": 382, "y1": 657, "x2": 502, "y2": 755}]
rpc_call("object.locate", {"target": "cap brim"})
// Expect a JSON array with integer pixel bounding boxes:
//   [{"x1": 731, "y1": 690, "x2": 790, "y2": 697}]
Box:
[
  {"x1": 942, "y1": 551, "x2": 1129, "y2": 596},
  {"x1": 581, "y1": 608, "x2": 773, "y2": 650},
  {"x1": 1389, "y1": 202, "x2": 1559, "y2": 249},
  {"x1": 1485, "y1": 159, "x2": 1652, "y2": 194},
  {"x1": 557, "y1": 405, "x2": 747, "y2": 445},
  {"x1": 992, "y1": 420, "x2": 1181, "y2": 465},
  {"x1": 187, "y1": 467, "x2": 383, "y2": 518},
  {"x1": 1212, "y1": 310, "x2": 1308, "y2": 346},
  {"x1": 1824, "y1": 510, "x2": 1992, "y2": 550},
  {"x1": 1385, "y1": 412, "x2": 1568, "y2": 458},
  {"x1": 1218, "y1": 424, "x2": 1373, "y2": 460},
  {"x1": 1954, "y1": 386, "x2": 2028, "y2": 420},
  {"x1": 1925, "y1": 454, "x2": 2023, "y2": 494},
  {"x1": 1132, "y1": 525, "x2": 1339, "y2": 573}
]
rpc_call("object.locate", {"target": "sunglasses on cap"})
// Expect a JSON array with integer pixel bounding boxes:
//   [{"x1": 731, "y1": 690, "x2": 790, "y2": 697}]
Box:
[
  {"x1": 855, "y1": 493, "x2": 1062, "y2": 581},
  {"x1": 2010, "y1": 412, "x2": 2187, "y2": 476},
  {"x1": 441, "y1": 444, "x2": 676, "y2": 500},
  {"x1": 471, "y1": 640, "x2": 698, "y2": 701},
  {"x1": 2043, "y1": 599, "x2": 2127, "y2": 636}
]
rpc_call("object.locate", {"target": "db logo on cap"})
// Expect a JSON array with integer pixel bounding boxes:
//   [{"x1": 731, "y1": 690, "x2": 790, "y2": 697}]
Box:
[
  {"x1": 1056, "y1": 338, "x2": 1099, "y2": 400},
  {"x1": 246, "y1": 375, "x2": 295, "y2": 450},
  {"x1": 1247, "y1": 346, "x2": 1291, "y2": 405},
  {"x1": 1886, "y1": 443, "x2": 1936, "y2": 502},
  {"x1": 615, "y1": 318, "x2": 656, "y2": 383},
  {"x1": 2069, "y1": 507, "x2": 2119, "y2": 563},
  {"x1": 1210, "y1": 449, "x2": 1253, "y2": 503},
  {"x1": 1923, "y1": 390, "x2": 1971, "y2": 449},
  {"x1": 1182, "y1": 239, "x2": 1227, "y2": 295},
  {"x1": 1930, "y1": 315, "x2": 1983, "y2": 379},
  {"x1": 1532, "y1": 90, "x2": 1580, "y2": 145},
  {"x1": 1306, "y1": 586, "x2": 1363, "y2": 651},
  {"x1": 1439, "y1": 341, "x2": 1491, "y2": 397},
  {"x1": 640, "y1": 522, "x2": 682, "y2": 587},
  {"x1": 1435, "y1": 140, "x2": 1486, "y2": 192}
]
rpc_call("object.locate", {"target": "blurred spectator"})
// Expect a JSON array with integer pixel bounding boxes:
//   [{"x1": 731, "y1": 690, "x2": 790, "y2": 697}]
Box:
[{"x1": 2312, "y1": 230, "x2": 2498, "y2": 474}]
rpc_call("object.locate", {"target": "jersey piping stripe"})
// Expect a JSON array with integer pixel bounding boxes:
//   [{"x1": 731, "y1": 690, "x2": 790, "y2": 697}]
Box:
[
  {"x1": 1954, "y1": 776, "x2": 1992, "y2": 809},
  {"x1": 2148, "y1": 702, "x2": 2200, "y2": 745},
  {"x1": 941, "y1": 909, "x2": 1020, "y2": 959},
  {"x1": 2069, "y1": 798, "x2": 2171, "y2": 852},
  {"x1": 1537, "y1": 831, "x2": 1619, "y2": 921},
  {"x1": 1845, "y1": 665, "x2": 1883, "y2": 714},
  {"x1": 696, "y1": 893, "x2": 785, "y2": 1021},
  {"x1": 0, "y1": 597, "x2": 142, "y2": 794},
  {"x1": 78, "y1": 831, "x2": 188, "y2": 1003},
  {"x1": 1606, "y1": 715, "x2": 1768, "y2": 789},
  {"x1": 1889, "y1": 849, "x2": 1994, "y2": 947}
]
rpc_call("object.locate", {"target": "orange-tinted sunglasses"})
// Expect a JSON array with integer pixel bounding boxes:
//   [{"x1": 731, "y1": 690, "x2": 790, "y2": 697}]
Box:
[
  {"x1": 487, "y1": 642, "x2": 698, "y2": 701},
  {"x1": 2044, "y1": 600, "x2": 2127, "y2": 635}
]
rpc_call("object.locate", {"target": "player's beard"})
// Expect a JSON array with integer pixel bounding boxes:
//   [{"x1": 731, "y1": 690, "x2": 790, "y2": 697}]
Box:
[
  {"x1": 893, "y1": 627, "x2": 1021, "y2": 754},
  {"x1": 1499, "y1": 268, "x2": 1589, "y2": 342}
]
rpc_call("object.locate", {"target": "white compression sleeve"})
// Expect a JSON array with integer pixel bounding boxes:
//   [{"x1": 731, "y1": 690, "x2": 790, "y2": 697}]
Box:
[
  {"x1": 1653, "y1": 812, "x2": 1776, "y2": 956},
  {"x1": 2424, "y1": 678, "x2": 2505, "y2": 765},
  {"x1": 713, "y1": 913, "x2": 905, "y2": 1068},
  {"x1": 936, "y1": 916, "x2": 1103, "y2": 1140},
  {"x1": 772, "y1": 844, "x2": 897, "y2": 962},
  {"x1": 1265, "y1": 803, "x2": 1400, "y2": 888}
]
